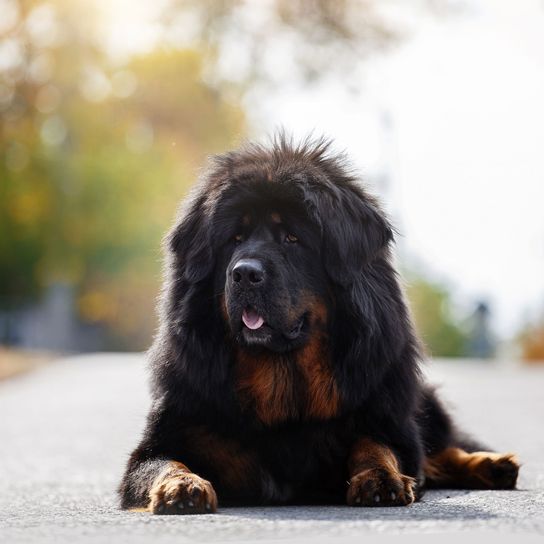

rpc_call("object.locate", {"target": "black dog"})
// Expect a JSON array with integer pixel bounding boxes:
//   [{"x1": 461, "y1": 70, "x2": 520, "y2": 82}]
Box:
[{"x1": 119, "y1": 137, "x2": 519, "y2": 514}]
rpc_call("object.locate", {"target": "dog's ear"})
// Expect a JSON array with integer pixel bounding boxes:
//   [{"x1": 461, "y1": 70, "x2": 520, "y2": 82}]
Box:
[
  {"x1": 165, "y1": 193, "x2": 214, "y2": 283},
  {"x1": 306, "y1": 183, "x2": 393, "y2": 286}
]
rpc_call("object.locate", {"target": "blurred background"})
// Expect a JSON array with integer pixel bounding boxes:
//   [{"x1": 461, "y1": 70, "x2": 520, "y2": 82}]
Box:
[{"x1": 1, "y1": 0, "x2": 544, "y2": 373}]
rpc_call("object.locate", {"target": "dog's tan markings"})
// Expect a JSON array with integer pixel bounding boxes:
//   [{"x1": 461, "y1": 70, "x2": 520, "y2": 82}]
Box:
[
  {"x1": 190, "y1": 427, "x2": 258, "y2": 492},
  {"x1": 347, "y1": 438, "x2": 416, "y2": 507},
  {"x1": 292, "y1": 295, "x2": 339, "y2": 418},
  {"x1": 149, "y1": 461, "x2": 218, "y2": 515},
  {"x1": 286, "y1": 291, "x2": 327, "y2": 325},
  {"x1": 235, "y1": 295, "x2": 339, "y2": 424},
  {"x1": 297, "y1": 333, "x2": 339, "y2": 419},
  {"x1": 242, "y1": 214, "x2": 250, "y2": 226},
  {"x1": 236, "y1": 351, "x2": 297, "y2": 425},
  {"x1": 424, "y1": 447, "x2": 519, "y2": 489},
  {"x1": 295, "y1": 298, "x2": 339, "y2": 419}
]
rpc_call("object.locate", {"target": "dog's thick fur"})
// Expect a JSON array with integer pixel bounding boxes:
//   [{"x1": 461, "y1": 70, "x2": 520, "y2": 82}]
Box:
[{"x1": 119, "y1": 137, "x2": 519, "y2": 514}]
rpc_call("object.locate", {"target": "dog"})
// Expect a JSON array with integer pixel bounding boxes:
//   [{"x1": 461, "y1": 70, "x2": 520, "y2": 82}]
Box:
[{"x1": 119, "y1": 136, "x2": 519, "y2": 514}]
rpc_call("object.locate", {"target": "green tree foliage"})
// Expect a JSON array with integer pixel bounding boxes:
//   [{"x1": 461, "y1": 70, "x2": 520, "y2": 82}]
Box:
[
  {"x1": 1, "y1": 0, "x2": 459, "y2": 350},
  {"x1": 1, "y1": 0, "x2": 244, "y2": 348},
  {"x1": 405, "y1": 276, "x2": 469, "y2": 358}
]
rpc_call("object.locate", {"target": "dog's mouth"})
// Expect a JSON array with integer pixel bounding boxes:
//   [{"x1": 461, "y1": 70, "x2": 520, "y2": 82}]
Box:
[
  {"x1": 241, "y1": 305, "x2": 306, "y2": 341},
  {"x1": 242, "y1": 307, "x2": 265, "y2": 330}
]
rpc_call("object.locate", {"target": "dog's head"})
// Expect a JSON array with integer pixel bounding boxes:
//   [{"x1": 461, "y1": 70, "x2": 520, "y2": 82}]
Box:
[
  {"x1": 167, "y1": 138, "x2": 393, "y2": 354},
  {"x1": 216, "y1": 183, "x2": 329, "y2": 352}
]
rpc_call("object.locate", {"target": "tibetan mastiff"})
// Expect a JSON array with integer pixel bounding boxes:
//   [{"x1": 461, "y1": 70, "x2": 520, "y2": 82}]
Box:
[{"x1": 119, "y1": 137, "x2": 519, "y2": 514}]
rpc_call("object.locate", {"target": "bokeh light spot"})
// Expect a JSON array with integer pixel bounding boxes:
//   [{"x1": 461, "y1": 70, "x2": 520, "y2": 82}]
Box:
[{"x1": 40, "y1": 115, "x2": 67, "y2": 146}]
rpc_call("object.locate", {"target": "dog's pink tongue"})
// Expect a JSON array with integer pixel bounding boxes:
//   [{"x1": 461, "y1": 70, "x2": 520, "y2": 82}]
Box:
[{"x1": 242, "y1": 308, "x2": 264, "y2": 330}]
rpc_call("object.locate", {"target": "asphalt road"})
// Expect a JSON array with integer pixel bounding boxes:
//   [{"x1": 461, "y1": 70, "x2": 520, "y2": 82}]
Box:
[{"x1": 1, "y1": 354, "x2": 543, "y2": 543}]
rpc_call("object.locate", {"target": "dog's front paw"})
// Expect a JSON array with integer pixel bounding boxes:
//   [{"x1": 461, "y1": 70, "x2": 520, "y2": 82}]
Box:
[
  {"x1": 347, "y1": 468, "x2": 416, "y2": 507},
  {"x1": 149, "y1": 464, "x2": 218, "y2": 515}
]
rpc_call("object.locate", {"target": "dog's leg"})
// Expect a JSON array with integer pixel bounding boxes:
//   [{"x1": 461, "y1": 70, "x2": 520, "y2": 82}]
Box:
[
  {"x1": 346, "y1": 438, "x2": 417, "y2": 507},
  {"x1": 119, "y1": 456, "x2": 218, "y2": 515},
  {"x1": 417, "y1": 386, "x2": 520, "y2": 490},
  {"x1": 424, "y1": 447, "x2": 519, "y2": 489}
]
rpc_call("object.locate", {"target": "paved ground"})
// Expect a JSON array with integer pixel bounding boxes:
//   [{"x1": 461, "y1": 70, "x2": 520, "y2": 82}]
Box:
[{"x1": 0, "y1": 354, "x2": 543, "y2": 543}]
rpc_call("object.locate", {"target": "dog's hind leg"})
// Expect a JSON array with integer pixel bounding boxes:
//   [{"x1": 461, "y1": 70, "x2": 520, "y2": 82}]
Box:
[
  {"x1": 417, "y1": 385, "x2": 520, "y2": 490},
  {"x1": 424, "y1": 447, "x2": 519, "y2": 489}
]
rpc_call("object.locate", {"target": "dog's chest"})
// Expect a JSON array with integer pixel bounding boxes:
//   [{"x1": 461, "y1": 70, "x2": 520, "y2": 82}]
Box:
[{"x1": 235, "y1": 338, "x2": 340, "y2": 425}]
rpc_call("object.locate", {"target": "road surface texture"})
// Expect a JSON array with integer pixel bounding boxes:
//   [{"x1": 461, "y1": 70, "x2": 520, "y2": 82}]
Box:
[{"x1": 1, "y1": 353, "x2": 543, "y2": 543}]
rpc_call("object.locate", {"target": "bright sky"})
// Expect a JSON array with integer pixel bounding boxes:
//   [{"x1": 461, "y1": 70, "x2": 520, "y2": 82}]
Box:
[
  {"x1": 252, "y1": 0, "x2": 544, "y2": 339},
  {"x1": 96, "y1": 0, "x2": 544, "y2": 339}
]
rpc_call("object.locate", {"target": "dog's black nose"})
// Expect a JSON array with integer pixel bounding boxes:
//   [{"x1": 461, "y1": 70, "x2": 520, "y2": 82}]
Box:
[{"x1": 231, "y1": 259, "x2": 265, "y2": 286}]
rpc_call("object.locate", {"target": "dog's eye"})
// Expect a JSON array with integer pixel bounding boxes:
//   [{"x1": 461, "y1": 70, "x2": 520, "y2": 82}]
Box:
[
  {"x1": 285, "y1": 234, "x2": 298, "y2": 244},
  {"x1": 234, "y1": 234, "x2": 244, "y2": 244}
]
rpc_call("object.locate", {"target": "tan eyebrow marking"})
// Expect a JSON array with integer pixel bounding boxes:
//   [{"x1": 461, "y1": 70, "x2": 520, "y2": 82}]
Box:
[
  {"x1": 270, "y1": 212, "x2": 281, "y2": 224},
  {"x1": 242, "y1": 214, "x2": 250, "y2": 226}
]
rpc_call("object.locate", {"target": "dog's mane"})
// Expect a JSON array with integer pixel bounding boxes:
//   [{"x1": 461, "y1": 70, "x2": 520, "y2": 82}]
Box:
[{"x1": 149, "y1": 136, "x2": 422, "y2": 430}]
